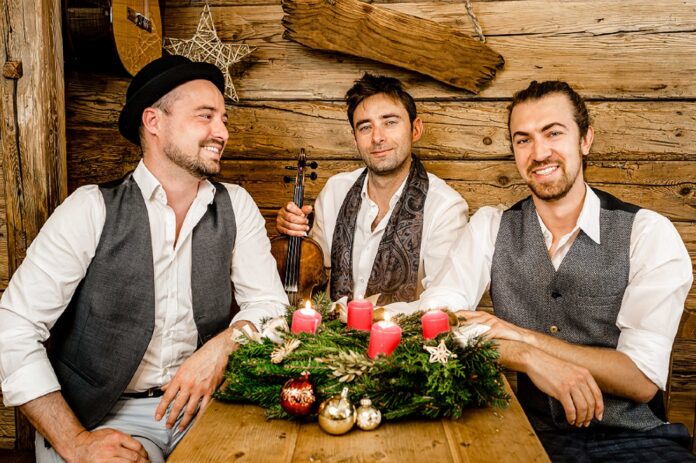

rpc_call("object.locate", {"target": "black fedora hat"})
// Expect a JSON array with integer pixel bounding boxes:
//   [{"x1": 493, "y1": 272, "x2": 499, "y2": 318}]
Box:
[{"x1": 118, "y1": 55, "x2": 225, "y2": 145}]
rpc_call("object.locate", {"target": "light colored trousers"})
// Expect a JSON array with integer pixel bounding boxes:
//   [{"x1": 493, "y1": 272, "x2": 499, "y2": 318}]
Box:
[{"x1": 35, "y1": 397, "x2": 193, "y2": 463}]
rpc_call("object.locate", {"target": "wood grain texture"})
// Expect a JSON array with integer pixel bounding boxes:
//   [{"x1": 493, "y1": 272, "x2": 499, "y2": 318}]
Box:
[
  {"x1": 162, "y1": 1, "x2": 696, "y2": 99},
  {"x1": 64, "y1": 89, "x2": 696, "y2": 161},
  {"x1": 281, "y1": 0, "x2": 503, "y2": 93},
  {"x1": 167, "y1": 379, "x2": 550, "y2": 462},
  {"x1": 0, "y1": 0, "x2": 68, "y2": 449}
]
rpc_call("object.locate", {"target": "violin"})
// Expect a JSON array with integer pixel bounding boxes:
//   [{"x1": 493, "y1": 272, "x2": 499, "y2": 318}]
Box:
[{"x1": 270, "y1": 149, "x2": 327, "y2": 307}]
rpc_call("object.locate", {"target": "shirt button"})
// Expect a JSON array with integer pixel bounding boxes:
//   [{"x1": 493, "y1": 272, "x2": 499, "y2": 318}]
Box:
[
  {"x1": 551, "y1": 291, "x2": 562, "y2": 299},
  {"x1": 549, "y1": 325, "x2": 559, "y2": 334}
]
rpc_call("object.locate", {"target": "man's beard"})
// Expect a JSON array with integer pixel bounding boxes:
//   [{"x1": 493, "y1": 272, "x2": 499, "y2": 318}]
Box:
[
  {"x1": 526, "y1": 157, "x2": 578, "y2": 202},
  {"x1": 363, "y1": 148, "x2": 411, "y2": 177},
  {"x1": 164, "y1": 140, "x2": 221, "y2": 179}
]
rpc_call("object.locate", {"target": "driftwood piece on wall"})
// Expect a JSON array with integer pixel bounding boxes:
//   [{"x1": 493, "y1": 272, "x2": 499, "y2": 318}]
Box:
[
  {"x1": 0, "y1": 0, "x2": 68, "y2": 450},
  {"x1": 281, "y1": 0, "x2": 504, "y2": 93}
]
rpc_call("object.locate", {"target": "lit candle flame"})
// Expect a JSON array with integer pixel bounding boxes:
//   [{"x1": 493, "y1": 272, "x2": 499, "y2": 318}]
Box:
[
  {"x1": 300, "y1": 300, "x2": 315, "y2": 315},
  {"x1": 383, "y1": 311, "x2": 392, "y2": 325}
]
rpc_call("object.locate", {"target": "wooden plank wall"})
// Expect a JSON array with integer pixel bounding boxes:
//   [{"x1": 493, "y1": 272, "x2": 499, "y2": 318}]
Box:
[{"x1": 2, "y1": 0, "x2": 692, "y2": 450}]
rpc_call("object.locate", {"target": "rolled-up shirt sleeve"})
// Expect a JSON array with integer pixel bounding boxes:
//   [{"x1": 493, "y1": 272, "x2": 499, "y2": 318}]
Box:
[
  {"x1": 616, "y1": 209, "x2": 692, "y2": 391},
  {"x1": 0, "y1": 186, "x2": 104, "y2": 406},
  {"x1": 225, "y1": 185, "x2": 288, "y2": 329}
]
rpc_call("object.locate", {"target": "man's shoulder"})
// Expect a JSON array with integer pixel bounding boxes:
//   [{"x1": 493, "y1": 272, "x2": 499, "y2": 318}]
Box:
[
  {"x1": 216, "y1": 182, "x2": 255, "y2": 205},
  {"x1": 320, "y1": 168, "x2": 365, "y2": 196},
  {"x1": 327, "y1": 168, "x2": 365, "y2": 185},
  {"x1": 424, "y1": 172, "x2": 467, "y2": 207}
]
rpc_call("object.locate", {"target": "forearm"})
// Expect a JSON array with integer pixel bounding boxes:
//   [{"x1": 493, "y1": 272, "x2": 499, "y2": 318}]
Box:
[
  {"x1": 521, "y1": 330, "x2": 657, "y2": 402},
  {"x1": 19, "y1": 391, "x2": 86, "y2": 460}
]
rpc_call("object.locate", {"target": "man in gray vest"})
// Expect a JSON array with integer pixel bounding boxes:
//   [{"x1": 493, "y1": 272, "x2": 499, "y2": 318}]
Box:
[
  {"x1": 0, "y1": 56, "x2": 288, "y2": 462},
  {"x1": 276, "y1": 74, "x2": 468, "y2": 310},
  {"x1": 418, "y1": 81, "x2": 694, "y2": 462}
]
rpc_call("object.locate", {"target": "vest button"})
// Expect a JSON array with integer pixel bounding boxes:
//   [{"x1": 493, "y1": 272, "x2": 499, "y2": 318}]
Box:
[
  {"x1": 549, "y1": 325, "x2": 559, "y2": 334},
  {"x1": 551, "y1": 291, "x2": 562, "y2": 299}
]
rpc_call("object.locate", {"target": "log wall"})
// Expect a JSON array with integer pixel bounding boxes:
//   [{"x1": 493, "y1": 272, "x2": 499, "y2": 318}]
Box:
[{"x1": 2, "y1": 0, "x2": 696, "y2": 451}]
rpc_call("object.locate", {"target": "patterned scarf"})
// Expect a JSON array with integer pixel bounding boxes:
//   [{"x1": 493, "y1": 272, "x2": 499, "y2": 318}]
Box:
[{"x1": 330, "y1": 156, "x2": 428, "y2": 305}]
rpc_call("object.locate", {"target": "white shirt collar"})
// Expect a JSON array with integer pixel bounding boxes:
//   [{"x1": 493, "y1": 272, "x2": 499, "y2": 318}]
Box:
[
  {"x1": 578, "y1": 185, "x2": 601, "y2": 244},
  {"x1": 360, "y1": 170, "x2": 409, "y2": 209},
  {"x1": 536, "y1": 183, "x2": 601, "y2": 247},
  {"x1": 132, "y1": 160, "x2": 216, "y2": 206}
]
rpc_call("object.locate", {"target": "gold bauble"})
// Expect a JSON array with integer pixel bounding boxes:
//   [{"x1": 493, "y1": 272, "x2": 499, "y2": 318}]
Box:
[
  {"x1": 356, "y1": 398, "x2": 381, "y2": 431},
  {"x1": 317, "y1": 387, "x2": 356, "y2": 435}
]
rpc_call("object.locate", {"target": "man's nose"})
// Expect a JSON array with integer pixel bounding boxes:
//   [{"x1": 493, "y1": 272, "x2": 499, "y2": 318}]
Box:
[
  {"x1": 212, "y1": 116, "x2": 229, "y2": 143},
  {"x1": 532, "y1": 138, "x2": 551, "y2": 161},
  {"x1": 371, "y1": 125, "x2": 385, "y2": 144}
]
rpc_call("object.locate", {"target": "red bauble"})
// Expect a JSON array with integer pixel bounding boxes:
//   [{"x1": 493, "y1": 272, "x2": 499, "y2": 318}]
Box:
[{"x1": 279, "y1": 371, "x2": 316, "y2": 416}]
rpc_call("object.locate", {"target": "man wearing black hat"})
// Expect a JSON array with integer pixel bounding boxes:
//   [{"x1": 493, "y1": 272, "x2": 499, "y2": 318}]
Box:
[{"x1": 0, "y1": 55, "x2": 288, "y2": 462}]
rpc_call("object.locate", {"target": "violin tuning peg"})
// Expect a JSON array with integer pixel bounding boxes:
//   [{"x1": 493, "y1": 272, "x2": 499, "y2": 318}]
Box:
[
  {"x1": 308, "y1": 161, "x2": 318, "y2": 169},
  {"x1": 283, "y1": 175, "x2": 294, "y2": 183},
  {"x1": 309, "y1": 172, "x2": 318, "y2": 181}
]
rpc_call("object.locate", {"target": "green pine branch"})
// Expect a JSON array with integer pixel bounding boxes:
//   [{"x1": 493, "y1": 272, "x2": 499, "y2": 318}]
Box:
[{"x1": 216, "y1": 293, "x2": 509, "y2": 420}]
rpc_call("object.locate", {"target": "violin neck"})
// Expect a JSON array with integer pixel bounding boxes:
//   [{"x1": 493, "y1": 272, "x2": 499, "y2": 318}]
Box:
[{"x1": 293, "y1": 184, "x2": 304, "y2": 208}]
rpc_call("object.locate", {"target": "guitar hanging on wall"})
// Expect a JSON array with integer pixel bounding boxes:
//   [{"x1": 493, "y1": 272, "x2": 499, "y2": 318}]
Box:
[{"x1": 63, "y1": 0, "x2": 163, "y2": 76}]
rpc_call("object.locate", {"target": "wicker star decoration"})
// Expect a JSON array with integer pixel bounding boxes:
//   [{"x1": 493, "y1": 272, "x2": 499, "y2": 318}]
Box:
[
  {"x1": 164, "y1": 2, "x2": 254, "y2": 101},
  {"x1": 424, "y1": 340, "x2": 457, "y2": 365}
]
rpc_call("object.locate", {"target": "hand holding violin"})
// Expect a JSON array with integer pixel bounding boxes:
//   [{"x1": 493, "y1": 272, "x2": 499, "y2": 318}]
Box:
[{"x1": 277, "y1": 202, "x2": 313, "y2": 237}]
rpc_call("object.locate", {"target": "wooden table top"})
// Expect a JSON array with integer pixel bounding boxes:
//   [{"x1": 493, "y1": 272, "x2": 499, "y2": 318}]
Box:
[{"x1": 168, "y1": 380, "x2": 550, "y2": 462}]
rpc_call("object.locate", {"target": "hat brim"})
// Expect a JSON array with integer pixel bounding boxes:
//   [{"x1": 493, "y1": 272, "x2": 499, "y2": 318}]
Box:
[{"x1": 118, "y1": 61, "x2": 225, "y2": 145}]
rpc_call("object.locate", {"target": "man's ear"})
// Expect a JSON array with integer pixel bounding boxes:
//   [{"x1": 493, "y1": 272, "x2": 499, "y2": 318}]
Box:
[
  {"x1": 411, "y1": 117, "x2": 424, "y2": 143},
  {"x1": 141, "y1": 107, "x2": 161, "y2": 139},
  {"x1": 581, "y1": 125, "x2": 594, "y2": 156}
]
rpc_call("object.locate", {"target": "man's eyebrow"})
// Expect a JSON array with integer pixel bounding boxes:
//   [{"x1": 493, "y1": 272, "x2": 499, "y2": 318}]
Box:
[
  {"x1": 512, "y1": 122, "x2": 568, "y2": 138},
  {"x1": 541, "y1": 122, "x2": 568, "y2": 132}
]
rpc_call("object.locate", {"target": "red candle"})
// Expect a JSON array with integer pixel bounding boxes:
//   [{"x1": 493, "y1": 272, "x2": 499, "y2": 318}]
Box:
[
  {"x1": 421, "y1": 309, "x2": 450, "y2": 339},
  {"x1": 291, "y1": 301, "x2": 322, "y2": 334},
  {"x1": 367, "y1": 314, "x2": 402, "y2": 359},
  {"x1": 347, "y1": 296, "x2": 373, "y2": 331}
]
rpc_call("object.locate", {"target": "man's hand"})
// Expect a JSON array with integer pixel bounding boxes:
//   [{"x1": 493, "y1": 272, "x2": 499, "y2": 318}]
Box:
[
  {"x1": 526, "y1": 347, "x2": 604, "y2": 427},
  {"x1": 276, "y1": 202, "x2": 312, "y2": 237},
  {"x1": 155, "y1": 323, "x2": 252, "y2": 431},
  {"x1": 71, "y1": 428, "x2": 149, "y2": 463},
  {"x1": 456, "y1": 310, "x2": 527, "y2": 343}
]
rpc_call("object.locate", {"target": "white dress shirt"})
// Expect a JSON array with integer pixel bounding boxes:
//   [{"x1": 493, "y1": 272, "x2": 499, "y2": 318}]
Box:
[
  {"x1": 0, "y1": 161, "x2": 288, "y2": 406},
  {"x1": 311, "y1": 167, "x2": 469, "y2": 312},
  {"x1": 419, "y1": 186, "x2": 692, "y2": 391}
]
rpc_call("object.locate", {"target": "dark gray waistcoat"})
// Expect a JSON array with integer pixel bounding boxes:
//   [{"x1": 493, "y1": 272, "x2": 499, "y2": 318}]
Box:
[
  {"x1": 49, "y1": 173, "x2": 237, "y2": 429},
  {"x1": 491, "y1": 188, "x2": 663, "y2": 432}
]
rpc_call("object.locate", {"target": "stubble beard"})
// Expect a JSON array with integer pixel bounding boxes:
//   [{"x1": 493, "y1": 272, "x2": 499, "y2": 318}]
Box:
[
  {"x1": 526, "y1": 154, "x2": 581, "y2": 202},
  {"x1": 363, "y1": 147, "x2": 411, "y2": 178},
  {"x1": 164, "y1": 140, "x2": 221, "y2": 179}
]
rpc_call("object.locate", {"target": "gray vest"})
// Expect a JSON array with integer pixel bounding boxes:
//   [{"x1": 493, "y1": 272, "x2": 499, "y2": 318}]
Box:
[
  {"x1": 49, "y1": 173, "x2": 238, "y2": 429},
  {"x1": 491, "y1": 188, "x2": 663, "y2": 432}
]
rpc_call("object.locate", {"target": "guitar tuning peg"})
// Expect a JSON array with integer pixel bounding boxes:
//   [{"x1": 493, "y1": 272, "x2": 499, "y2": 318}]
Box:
[
  {"x1": 283, "y1": 175, "x2": 294, "y2": 183},
  {"x1": 309, "y1": 172, "x2": 318, "y2": 181},
  {"x1": 308, "y1": 161, "x2": 318, "y2": 169}
]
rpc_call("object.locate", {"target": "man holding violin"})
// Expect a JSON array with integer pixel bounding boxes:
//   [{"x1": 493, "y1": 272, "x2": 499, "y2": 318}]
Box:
[{"x1": 277, "y1": 74, "x2": 468, "y2": 309}]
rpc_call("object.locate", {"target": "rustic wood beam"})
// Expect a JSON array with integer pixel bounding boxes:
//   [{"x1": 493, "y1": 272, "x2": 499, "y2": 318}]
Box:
[
  {"x1": 281, "y1": 0, "x2": 504, "y2": 93},
  {"x1": 0, "y1": 0, "x2": 67, "y2": 450}
]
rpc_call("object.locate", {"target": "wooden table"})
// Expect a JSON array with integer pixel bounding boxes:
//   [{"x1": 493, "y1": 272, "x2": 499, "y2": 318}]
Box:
[{"x1": 168, "y1": 380, "x2": 550, "y2": 462}]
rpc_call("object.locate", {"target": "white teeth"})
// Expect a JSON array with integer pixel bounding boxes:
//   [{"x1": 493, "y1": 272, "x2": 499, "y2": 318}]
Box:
[
  {"x1": 534, "y1": 165, "x2": 557, "y2": 176},
  {"x1": 204, "y1": 146, "x2": 220, "y2": 154}
]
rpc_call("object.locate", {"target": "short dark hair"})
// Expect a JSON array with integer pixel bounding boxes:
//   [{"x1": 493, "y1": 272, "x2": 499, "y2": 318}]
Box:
[
  {"x1": 508, "y1": 80, "x2": 590, "y2": 139},
  {"x1": 345, "y1": 73, "x2": 417, "y2": 128}
]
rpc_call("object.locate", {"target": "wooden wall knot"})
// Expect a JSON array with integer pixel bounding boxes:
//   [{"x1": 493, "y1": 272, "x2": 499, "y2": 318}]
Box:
[{"x1": 2, "y1": 61, "x2": 23, "y2": 79}]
